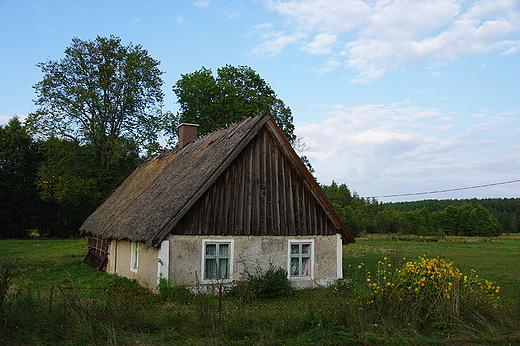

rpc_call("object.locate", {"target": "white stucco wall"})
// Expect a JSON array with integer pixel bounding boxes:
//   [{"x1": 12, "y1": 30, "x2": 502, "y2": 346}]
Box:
[
  {"x1": 105, "y1": 234, "x2": 342, "y2": 290},
  {"x1": 164, "y1": 234, "x2": 341, "y2": 289},
  {"x1": 106, "y1": 240, "x2": 159, "y2": 290}
]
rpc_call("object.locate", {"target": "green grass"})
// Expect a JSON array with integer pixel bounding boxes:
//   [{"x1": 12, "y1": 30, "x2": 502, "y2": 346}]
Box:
[
  {"x1": 0, "y1": 237, "x2": 519, "y2": 345},
  {"x1": 0, "y1": 239, "x2": 118, "y2": 291},
  {"x1": 343, "y1": 235, "x2": 520, "y2": 301}
]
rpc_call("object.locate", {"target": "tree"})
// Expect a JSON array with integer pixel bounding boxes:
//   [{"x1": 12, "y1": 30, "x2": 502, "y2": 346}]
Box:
[
  {"x1": 466, "y1": 205, "x2": 502, "y2": 237},
  {"x1": 0, "y1": 117, "x2": 40, "y2": 238},
  {"x1": 173, "y1": 65, "x2": 296, "y2": 143},
  {"x1": 28, "y1": 35, "x2": 170, "y2": 167},
  {"x1": 26, "y1": 36, "x2": 168, "y2": 236},
  {"x1": 435, "y1": 205, "x2": 461, "y2": 236},
  {"x1": 374, "y1": 208, "x2": 400, "y2": 234},
  {"x1": 322, "y1": 182, "x2": 378, "y2": 237},
  {"x1": 322, "y1": 181, "x2": 353, "y2": 206}
]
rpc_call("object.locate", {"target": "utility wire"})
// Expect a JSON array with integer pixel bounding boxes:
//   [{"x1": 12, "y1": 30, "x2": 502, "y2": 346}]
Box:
[{"x1": 367, "y1": 179, "x2": 520, "y2": 199}]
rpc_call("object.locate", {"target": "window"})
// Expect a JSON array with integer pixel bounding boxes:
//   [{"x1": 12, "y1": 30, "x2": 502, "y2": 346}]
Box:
[
  {"x1": 289, "y1": 241, "x2": 313, "y2": 277},
  {"x1": 131, "y1": 241, "x2": 139, "y2": 272},
  {"x1": 203, "y1": 241, "x2": 233, "y2": 280}
]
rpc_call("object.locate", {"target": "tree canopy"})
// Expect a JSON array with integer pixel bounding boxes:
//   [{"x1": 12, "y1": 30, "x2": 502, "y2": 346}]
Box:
[
  {"x1": 173, "y1": 65, "x2": 296, "y2": 143},
  {"x1": 28, "y1": 35, "x2": 171, "y2": 166},
  {"x1": 22, "y1": 35, "x2": 172, "y2": 236},
  {"x1": 0, "y1": 117, "x2": 40, "y2": 238}
]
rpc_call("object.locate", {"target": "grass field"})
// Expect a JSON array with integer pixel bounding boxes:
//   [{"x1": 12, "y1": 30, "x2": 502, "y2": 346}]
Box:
[
  {"x1": 1, "y1": 237, "x2": 519, "y2": 345},
  {"x1": 0, "y1": 239, "x2": 121, "y2": 291},
  {"x1": 343, "y1": 235, "x2": 520, "y2": 301}
]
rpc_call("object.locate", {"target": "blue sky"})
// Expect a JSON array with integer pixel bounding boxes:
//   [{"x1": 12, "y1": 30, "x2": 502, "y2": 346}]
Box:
[{"x1": 1, "y1": 0, "x2": 519, "y2": 202}]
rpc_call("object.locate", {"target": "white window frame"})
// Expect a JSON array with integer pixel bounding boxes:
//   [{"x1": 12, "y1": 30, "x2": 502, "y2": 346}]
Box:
[
  {"x1": 130, "y1": 241, "x2": 139, "y2": 273},
  {"x1": 287, "y1": 239, "x2": 314, "y2": 279},
  {"x1": 201, "y1": 239, "x2": 234, "y2": 283}
]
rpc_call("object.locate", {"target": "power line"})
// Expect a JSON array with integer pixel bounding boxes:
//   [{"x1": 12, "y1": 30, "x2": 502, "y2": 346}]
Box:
[{"x1": 367, "y1": 179, "x2": 520, "y2": 199}]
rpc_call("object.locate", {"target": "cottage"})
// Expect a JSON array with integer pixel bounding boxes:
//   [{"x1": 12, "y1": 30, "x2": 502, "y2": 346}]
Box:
[{"x1": 81, "y1": 114, "x2": 354, "y2": 290}]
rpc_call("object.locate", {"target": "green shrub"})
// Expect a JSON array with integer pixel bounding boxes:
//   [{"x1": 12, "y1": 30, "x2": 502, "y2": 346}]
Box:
[{"x1": 230, "y1": 263, "x2": 292, "y2": 299}]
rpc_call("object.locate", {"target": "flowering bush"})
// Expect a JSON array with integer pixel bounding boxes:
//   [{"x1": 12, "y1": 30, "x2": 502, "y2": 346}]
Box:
[{"x1": 350, "y1": 256, "x2": 501, "y2": 330}]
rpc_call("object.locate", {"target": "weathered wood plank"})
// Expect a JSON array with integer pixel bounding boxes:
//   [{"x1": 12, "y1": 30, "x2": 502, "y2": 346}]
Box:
[
  {"x1": 173, "y1": 125, "x2": 339, "y2": 238},
  {"x1": 272, "y1": 146, "x2": 281, "y2": 235}
]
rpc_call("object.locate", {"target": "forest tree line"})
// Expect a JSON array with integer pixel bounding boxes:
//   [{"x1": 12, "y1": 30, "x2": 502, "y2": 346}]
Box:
[{"x1": 322, "y1": 181, "x2": 519, "y2": 238}]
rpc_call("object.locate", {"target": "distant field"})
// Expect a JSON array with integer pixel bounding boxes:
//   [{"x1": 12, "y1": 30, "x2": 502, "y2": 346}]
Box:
[{"x1": 343, "y1": 235, "x2": 520, "y2": 301}]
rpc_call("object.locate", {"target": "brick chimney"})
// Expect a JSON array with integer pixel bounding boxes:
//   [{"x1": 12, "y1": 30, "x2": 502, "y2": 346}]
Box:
[{"x1": 178, "y1": 123, "x2": 199, "y2": 149}]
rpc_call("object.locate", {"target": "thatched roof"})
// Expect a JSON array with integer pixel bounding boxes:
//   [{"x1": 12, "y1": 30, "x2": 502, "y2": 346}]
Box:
[{"x1": 80, "y1": 114, "x2": 354, "y2": 246}]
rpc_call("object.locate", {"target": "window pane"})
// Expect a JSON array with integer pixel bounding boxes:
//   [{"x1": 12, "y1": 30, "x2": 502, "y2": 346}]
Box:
[
  {"x1": 131, "y1": 242, "x2": 138, "y2": 271},
  {"x1": 205, "y1": 258, "x2": 216, "y2": 279},
  {"x1": 206, "y1": 244, "x2": 216, "y2": 256},
  {"x1": 204, "y1": 242, "x2": 231, "y2": 280},
  {"x1": 290, "y1": 257, "x2": 299, "y2": 276},
  {"x1": 218, "y1": 258, "x2": 228, "y2": 279},
  {"x1": 302, "y1": 257, "x2": 310, "y2": 275},
  {"x1": 219, "y1": 244, "x2": 229, "y2": 256},
  {"x1": 302, "y1": 244, "x2": 310, "y2": 254},
  {"x1": 291, "y1": 244, "x2": 299, "y2": 254}
]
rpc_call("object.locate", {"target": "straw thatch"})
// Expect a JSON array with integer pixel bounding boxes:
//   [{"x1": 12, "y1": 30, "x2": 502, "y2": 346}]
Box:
[{"x1": 80, "y1": 114, "x2": 353, "y2": 247}]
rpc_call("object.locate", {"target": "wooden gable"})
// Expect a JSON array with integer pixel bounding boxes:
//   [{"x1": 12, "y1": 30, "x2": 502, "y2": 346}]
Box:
[{"x1": 172, "y1": 124, "x2": 338, "y2": 237}]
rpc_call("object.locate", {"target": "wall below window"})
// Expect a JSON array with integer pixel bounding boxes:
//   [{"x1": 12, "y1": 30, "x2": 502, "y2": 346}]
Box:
[{"x1": 165, "y1": 234, "x2": 340, "y2": 289}]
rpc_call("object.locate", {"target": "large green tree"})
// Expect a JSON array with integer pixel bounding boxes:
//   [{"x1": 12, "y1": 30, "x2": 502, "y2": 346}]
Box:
[
  {"x1": 28, "y1": 35, "x2": 170, "y2": 167},
  {"x1": 173, "y1": 65, "x2": 296, "y2": 143},
  {"x1": 0, "y1": 117, "x2": 40, "y2": 238},
  {"x1": 26, "y1": 36, "x2": 169, "y2": 236}
]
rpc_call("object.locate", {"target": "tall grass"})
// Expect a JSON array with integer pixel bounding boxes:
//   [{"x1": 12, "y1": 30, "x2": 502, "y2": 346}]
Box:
[{"x1": 0, "y1": 237, "x2": 519, "y2": 345}]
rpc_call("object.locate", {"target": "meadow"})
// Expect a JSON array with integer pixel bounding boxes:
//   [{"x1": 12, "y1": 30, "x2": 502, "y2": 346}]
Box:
[{"x1": 1, "y1": 236, "x2": 519, "y2": 345}]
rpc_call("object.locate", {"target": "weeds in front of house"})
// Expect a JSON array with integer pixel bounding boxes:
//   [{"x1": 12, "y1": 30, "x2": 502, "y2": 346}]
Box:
[
  {"x1": 1, "y1": 261, "x2": 518, "y2": 346},
  {"x1": 228, "y1": 262, "x2": 293, "y2": 300},
  {"x1": 157, "y1": 277, "x2": 193, "y2": 303},
  {"x1": 1, "y1": 238, "x2": 520, "y2": 345}
]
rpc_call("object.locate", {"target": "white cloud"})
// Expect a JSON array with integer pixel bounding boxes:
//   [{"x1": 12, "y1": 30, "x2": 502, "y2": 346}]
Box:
[
  {"x1": 253, "y1": 23, "x2": 274, "y2": 30},
  {"x1": 0, "y1": 114, "x2": 27, "y2": 126},
  {"x1": 0, "y1": 114, "x2": 11, "y2": 126},
  {"x1": 314, "y1": 58, "x2": 341, "y2": 74},
  {"x1": 360, "y1": 0, "x2": 460, "y2": 41},
  {"x1": 502, "y1": 46, "x2": 519, "y2": 55},
  {"x1": 294, "y1": 101, "x2": 515, "y2": 193},
  {"x1": 193, "y1": 0, "x2": 210, "y2": 8},
  {"x1": 257, "y1": 0, "x2": 520, "y2": 82},
  {"x1": 302, "y1": 33, "x2": 337, "y2": 54},
  {"x1": 265, "y1": 0, "x2": 370, "y2": 33},
  {"x1": 250, "y1": 31, "x2": 307, "y2": 58},
  {"x1": 175, "y1": 15, "x2": 184, "y2": 24}
]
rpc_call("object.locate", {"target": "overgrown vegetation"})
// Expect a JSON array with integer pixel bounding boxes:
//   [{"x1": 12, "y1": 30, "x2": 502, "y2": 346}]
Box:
[
  {"x1": 1, "y1": 238, "x2": 519, "y2": 345},
  {"x1": 228, "y1": 263, "x2": 293, "y2": 299},
  {"x1": 351, "y1": 256, "x2": 502, "y2": 329}
]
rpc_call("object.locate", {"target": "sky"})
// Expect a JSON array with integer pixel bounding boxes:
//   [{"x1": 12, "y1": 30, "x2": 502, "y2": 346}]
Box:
[{"x1": 1, "y1": 0, "x2": 519, "y2": 202}]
